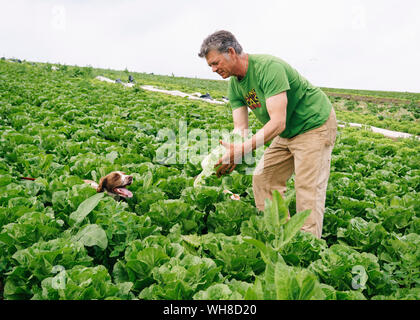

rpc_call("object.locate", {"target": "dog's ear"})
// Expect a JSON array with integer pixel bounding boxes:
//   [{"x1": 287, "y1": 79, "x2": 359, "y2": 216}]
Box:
[{"x1": 97, "y1": 176, "x2": 107, "y2": 193}]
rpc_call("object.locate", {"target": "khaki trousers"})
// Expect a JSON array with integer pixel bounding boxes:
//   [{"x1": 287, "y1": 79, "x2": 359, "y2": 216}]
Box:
[{"x1": 253, "y1": 108, "x2": 337, "y2": 239}]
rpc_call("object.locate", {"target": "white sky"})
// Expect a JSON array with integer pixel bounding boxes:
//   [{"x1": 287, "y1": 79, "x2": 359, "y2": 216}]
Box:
[{"x1": 1, "y1": 0, "x2": 419, "y2": 92}]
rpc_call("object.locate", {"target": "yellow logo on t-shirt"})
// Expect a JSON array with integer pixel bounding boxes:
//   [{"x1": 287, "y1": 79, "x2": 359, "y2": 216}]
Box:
[{"x1": 245, "y1": 89, "x2": 262, "y2": 110}]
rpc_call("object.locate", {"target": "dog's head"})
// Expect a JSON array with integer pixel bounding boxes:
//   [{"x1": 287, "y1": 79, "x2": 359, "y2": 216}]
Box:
[{"x1": 96, "y1": 171, "x2": 133, "y2": 198}]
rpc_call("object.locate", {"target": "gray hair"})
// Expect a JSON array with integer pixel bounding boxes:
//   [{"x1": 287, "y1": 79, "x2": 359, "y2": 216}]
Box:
[{"x1": 198, "y1": 30, "x2": 243, "y2": 58}]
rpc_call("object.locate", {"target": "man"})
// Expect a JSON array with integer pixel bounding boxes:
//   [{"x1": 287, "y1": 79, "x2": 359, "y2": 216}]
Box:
[{"x1": 198, "y1": 30, "x2": 337, "y2": 239}]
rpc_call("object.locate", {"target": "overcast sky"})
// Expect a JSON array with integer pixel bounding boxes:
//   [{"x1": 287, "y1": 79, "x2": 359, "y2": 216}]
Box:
[{"x1": 1, "y1": 0, "x2": 419, "y2": 92}]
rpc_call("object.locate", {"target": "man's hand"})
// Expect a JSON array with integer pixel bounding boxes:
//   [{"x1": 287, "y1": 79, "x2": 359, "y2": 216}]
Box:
[
  {"x1": 214, "y1": 92, "x2": 288, "y2": 178},
  {"x1": 214, "y1": 140, "x2": 244, "y2": 177}
]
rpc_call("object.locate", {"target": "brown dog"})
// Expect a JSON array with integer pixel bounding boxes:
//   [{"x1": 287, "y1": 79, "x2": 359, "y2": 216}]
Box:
[{"x1": 84, "y1": 171, "x2": 133, "y2": 200}]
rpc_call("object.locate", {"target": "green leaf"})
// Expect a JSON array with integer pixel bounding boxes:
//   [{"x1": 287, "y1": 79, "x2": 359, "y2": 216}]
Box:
[
  {"x1": 274, "y1": 262, "x2": 289, "y2": 299},
  {"x1": 243, "y1": 237, "x2": 270, "y2": 264},
  {"x1": 243, "y1": 237, "x2": 284, "y2": 265},
  {"x1": 207, "y1": 200, "x2": 258, "y2": 236},
  {"x1": 0, "y1": 232, "x2": 15, "y2": 246},
  {"x1": 181, "y1": 234, "x2": 202, "y2": 248},
  {"x1": 136, "y1": 247, "x2": 170, "y2": 275},
  {"x1": 264, "y1": 192, "x2": 280, "y2": 235},
  {"x1": 0, "y1": 174, "x2": 13, "y2": 187},
  {"x1": 280, "y1": 209, "x2": 311, "y2": 248},
  {"x1": 106, "y1": 151, "x2": 119, "y2": 164},
  {"x1": 69, "y1": 192, "x2": 104, "y2": 226},
  {"x1": 244, "y1": 278, "x2": 264, "y2": 300},
  {"x1": 36, "y1": 265, "x2": 133, "y2": 300},
  {"x1": 193, "y1": 283, "x2": 232, "y2": 300},
  {"x1": 73, "y1": 224, "x2": 108, "y2": 250},
  {"x1": 299, "y1": 274, "x2": 317, "y2": 299},
  {"x1": 143, "y1": 171, "x2": 153, "y2": 189},
  {"x1": 271, "y1": 262, "x2": 326, "y2": 300},
  {"x1": 262, "y1": 190, "x2": 290, "y2": 236}
]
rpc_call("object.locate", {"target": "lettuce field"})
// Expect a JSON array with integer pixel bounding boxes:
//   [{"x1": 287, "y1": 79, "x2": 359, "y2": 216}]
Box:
[{"x1": 0, "y1": 59, "x2": 419, "y2": 300}]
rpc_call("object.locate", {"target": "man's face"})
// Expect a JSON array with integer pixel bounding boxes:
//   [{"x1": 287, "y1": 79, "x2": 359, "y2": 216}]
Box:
[{"x1": 205, "y1": 49, "x2": 234, "y2": 79}]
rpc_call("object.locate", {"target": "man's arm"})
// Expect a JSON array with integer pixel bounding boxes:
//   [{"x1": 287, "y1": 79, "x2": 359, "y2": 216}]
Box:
[
  {"x1": 232, "y1": 106, "x2": 249, "y2": 137},
  {"x1": 242, "y1": 91, "x2": 287, "y2": 154},
  {"x1": 215, "y1": 92, "x2": 287, "y2": 176}
]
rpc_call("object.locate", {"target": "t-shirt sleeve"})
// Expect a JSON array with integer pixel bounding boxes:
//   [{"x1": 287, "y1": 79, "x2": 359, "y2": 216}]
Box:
[
  {"x1": 228, "y1": 80, "x2": 246, "y2": 110},
  {"x1": 259, "y1": 61, "x2": 290, "y2": 99}
]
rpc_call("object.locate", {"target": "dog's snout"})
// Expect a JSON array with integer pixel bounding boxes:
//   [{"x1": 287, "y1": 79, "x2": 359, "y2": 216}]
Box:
[{"x1": 127, "y1": 176, "x2": 133, "y2": 183}]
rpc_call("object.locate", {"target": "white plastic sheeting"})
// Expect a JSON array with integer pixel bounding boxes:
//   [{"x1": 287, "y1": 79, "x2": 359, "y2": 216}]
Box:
[
  {"x1": 140, "y1": 85, "x2": 226, "y2": 105},
  {"x1": 95, "y1": 75, "x2": 418, "y2": 140},
  {"x1": 95, "y1": 75, "x2": 134, "y2": 87},
  {"x1": 337, "y1": 122, "x2": 418, "y2": 140}
]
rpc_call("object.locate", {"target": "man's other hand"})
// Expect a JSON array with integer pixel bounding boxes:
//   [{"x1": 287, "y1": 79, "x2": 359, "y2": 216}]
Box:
[{"x1": 214, "y1": 140, "x2": 244, "y2": 177}]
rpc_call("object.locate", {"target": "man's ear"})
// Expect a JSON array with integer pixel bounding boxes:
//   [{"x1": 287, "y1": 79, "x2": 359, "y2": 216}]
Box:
[
  {"x1": 227, "y1": 47, "x2": 237, "y2": 58},
  {"x1": 97, "y1": 176, "x2": 107, "y2": 193}
]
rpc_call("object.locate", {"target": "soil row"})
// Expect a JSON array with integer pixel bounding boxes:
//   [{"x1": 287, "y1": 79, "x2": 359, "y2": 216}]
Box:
[{"x1": 324, "y1": 92, "x2": 419, "y2": 106}]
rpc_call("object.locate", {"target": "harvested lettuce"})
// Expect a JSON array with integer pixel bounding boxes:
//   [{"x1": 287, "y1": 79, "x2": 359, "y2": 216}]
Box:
[
  {"x1": 193, "y1": 145, "x2": 225, "y2": 188},
  {"x1": 193, "y1": 133, "x2": 245, "y2": 188}
]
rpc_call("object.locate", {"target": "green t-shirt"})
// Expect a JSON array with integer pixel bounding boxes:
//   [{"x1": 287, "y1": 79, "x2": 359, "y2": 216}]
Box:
[{"x1": 228, "y1": 54, "x2": 332, "y2": 139}]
